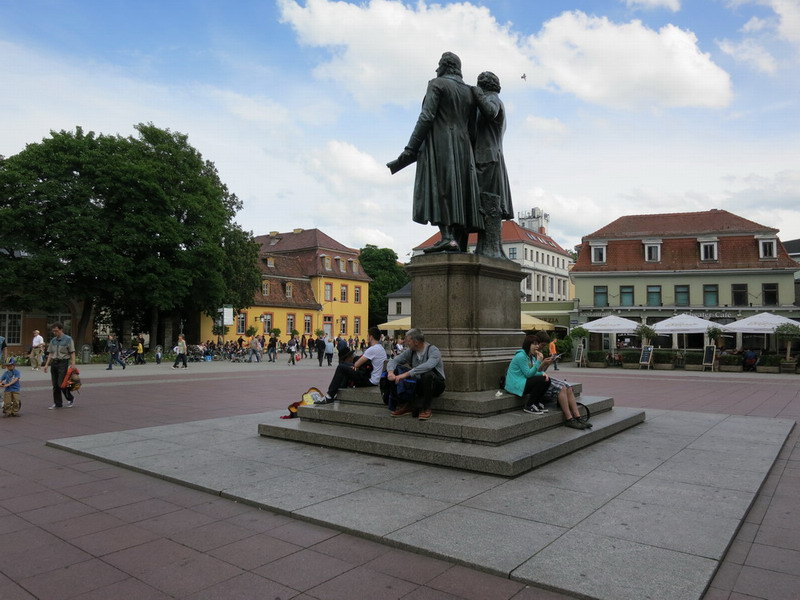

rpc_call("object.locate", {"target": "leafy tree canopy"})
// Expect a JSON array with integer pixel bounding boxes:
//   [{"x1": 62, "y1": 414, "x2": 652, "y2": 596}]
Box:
[
  {"x1": 0, "y1": 124, "x2": 260, "y2": 343},
  {"x1": 358, "y1": 245, "x2": 409, "y2": 328}
]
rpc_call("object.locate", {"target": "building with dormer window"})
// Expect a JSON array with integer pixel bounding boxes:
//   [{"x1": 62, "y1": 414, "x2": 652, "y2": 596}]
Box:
[
  {"x1": 200, "y1": 228, "x2": 371, "y2": 342},
  {"x1": 571, "y1": 209, "x2": 799, "y2": 345}
]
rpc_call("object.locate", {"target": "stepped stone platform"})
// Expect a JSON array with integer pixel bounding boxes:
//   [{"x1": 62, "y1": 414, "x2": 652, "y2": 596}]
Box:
[{"x1": 258, "y1": 384, "x2": 646, "y2": 476}]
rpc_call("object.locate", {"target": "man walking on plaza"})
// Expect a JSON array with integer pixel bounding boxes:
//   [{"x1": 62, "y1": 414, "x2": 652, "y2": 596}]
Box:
[
  {"x1": 106, "y1": 333, "x2": 126, "y2": 370},
  {"x1": 30, "y1": 329, "x2": 45, "y2": 370},
  {"x1": 42, "y1": 322, "x2": 76, "y2": 409}
]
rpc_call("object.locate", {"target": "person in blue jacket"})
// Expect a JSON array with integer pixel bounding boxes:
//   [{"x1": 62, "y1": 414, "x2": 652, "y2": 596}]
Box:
[{"x1": 504, "y1": 331, "x2": 586, "y2": 430}]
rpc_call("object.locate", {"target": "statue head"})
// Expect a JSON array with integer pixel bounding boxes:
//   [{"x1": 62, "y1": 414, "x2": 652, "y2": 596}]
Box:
[
  {"x1": 436, "y1": 52, "x2": 462, "y2": 78},
  {"x1": 477, "y1": 71, "x2": 501, "y2": 93}
]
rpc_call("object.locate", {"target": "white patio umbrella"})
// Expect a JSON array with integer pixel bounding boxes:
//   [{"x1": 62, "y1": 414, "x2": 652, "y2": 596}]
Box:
[
  {"x1": 721, "y1": 312, "x2": 799, "y2": 333},
  {"x1": 582, "y1": 315, "x2": 639, "y2": 333},
  {"x1": 652, "y1": 314, "x2": 720, "y2": 334}
]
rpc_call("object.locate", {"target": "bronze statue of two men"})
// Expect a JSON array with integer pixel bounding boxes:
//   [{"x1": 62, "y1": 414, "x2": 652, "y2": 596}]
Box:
[{"x1": 388, "y1": 52, "x2": 512, "y2": 258}]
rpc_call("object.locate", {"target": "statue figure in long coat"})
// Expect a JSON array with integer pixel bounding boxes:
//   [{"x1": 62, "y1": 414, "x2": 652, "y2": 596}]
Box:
[
  {"x1": 472, "y1": 71, "x2": 513, "y2": 258},
  {"x1": 388, "y1": 52, "x2": 483, "y2": 252}
]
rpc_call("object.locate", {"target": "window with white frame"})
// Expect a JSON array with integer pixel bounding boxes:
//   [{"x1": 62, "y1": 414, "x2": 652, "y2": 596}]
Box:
[
  {"x1": 340, "y1": 316, "x2": 347, "y2": 335},
  {"x1": 324, "y1": 283, "x2": 333, "y2": 301},
  {"x1": 759, "y1": 239, "x2": 777, "y2": 259},
  {"x1": 590, "y1": 243, "x2": 607, "y2": 264},
  {"x1": 285, "y1": 282, "x2": 293, "y2": 298},
  {"x1": 0, "y1": 312, "x2": 22, "y2": 345},
  {"x1": 340, "y1": 284, "x2": 348, "y2": 302},
  {"x1": 262, "y1": 282, "x2": 270, "y2": 296},
  {"x1": 354, "y1": 286, "x2": 361, "y2": 303},
  {"x1": 304, "y1": 315, "x2": 312, "y2": 334},
  {"x1": 644, "y1": 240, "x2": 662, "y2": 262},
  {"x1": 699, "y1": 241, "x2": 718, "y2": 261},
  {"x1": 236, "y1": 313, "x2": 246, "y2": 335},
  {"x1": 354, "y1": 316, "x2": 361, "y2": 336},
  {"x1": 508, "y1": 247, "x2": 517, "y2": 259},
  {"x1": 286, "y1": 314, "x2": 295, "y2": 334}
]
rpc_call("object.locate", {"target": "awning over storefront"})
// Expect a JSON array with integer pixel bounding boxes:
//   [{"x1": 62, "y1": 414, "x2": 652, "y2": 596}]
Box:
[{"x1": 377, "y1": 316, "x2": 411, "y2": 330}]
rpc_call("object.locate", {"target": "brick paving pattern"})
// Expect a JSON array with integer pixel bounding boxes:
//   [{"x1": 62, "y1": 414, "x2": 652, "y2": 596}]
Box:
[{"x1": 0, "y1": 359, "x2": 796, "y2": 599}]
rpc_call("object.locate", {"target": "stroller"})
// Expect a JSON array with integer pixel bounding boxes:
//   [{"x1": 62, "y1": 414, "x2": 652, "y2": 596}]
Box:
[{"x1": 120, "y1": 348, "x2": 137, "y2": 366}]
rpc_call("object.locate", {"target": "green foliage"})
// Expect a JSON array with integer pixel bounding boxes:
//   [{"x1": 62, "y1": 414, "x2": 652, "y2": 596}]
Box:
[
  {"x1": 211, "y1": 324, "x2": 229, "y2": 337},
  {"x1": 245, "y1": 325, "x2": 258, "y2": 337},
  {"x1": 720, "y1": 354, "x2": 742, "y2": 366},
  {"x1": 775, "y1": 323, "x2": 800, "y2": 361},
  {"x1": 270, "y1": 328, "x2": 282, "y2": 338},
  {"x1": 0, "y1": 124, "x2": 259, "y2": 344},
  {"x1": 759, "y1": 354, "x2": 783, "y2": 367},
  {"x1": 555, "y1": 336, "x2": 573, "y2": 357},
  {"x1": 314, "y1": 329, "x2": 325, "y2": 337},
  {"x1": 587, "y1": 350, "x2": 607, "y2": 362},
  {"x1": 653, "y1": 350, "x2": 677, "y2": 364},
  {"x1": 706, "y1": 326, "x2": 724, "y2": 343},
  {"x1": 683, "y1": 351, "x2": 704, "y2": 364},
  {"x1": 358, "y1": 245, "x2": 409, "y2": 327},
  {"x1": 290, "y1": 329, "x2": 300, "y2": 337},
  {"x1": 635, "y1": 323, "x2": 658, "y2": 344},
  {"x1": 569, "y1": 327, "x2": 588, "y2": 339},
  {"x1": 620, "y1": 350, "x2": 641, "y2": 363}
]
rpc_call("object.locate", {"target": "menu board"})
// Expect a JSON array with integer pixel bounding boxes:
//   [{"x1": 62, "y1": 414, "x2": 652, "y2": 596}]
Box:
[
  {"x1": 640, "y1": 345, "x2": 654, "y2": 366},
  {"x1": 703, "y1": 345, "x2": 716, "y2": 367}
]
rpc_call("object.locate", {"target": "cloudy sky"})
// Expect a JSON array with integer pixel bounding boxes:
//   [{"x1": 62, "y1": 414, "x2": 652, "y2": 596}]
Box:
[{"x1": 2, "y1": 0, "x2": 799, "y2": 257}]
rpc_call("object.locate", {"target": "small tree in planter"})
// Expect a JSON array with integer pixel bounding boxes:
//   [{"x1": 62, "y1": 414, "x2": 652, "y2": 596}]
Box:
[
  {"x1": 683, "y1": 351, "x2": 704, "y2": 370},
  {"x1": 634, "y1": 323, "x2": 657, "y2": 346},
  {"x1": 245, "y1": 325, "x2": 259, "y2": 338},
  {"x1": 314, "y1": 329, "x2": 325, "y2": 338},
  {"x1": 706, "y1": 326, "x2": 724, "y2": 348},
  {"x1": 719, "y1": 353, "x2": 743, "y2": 372},
  {"x1": 269, "y1": 328, "x2": 282, "y2": 339},
  {"x1": 775, "y1": 323, "x2": 800, "y2": 363},
  {"x1": 620, "y1": 350, "x2": 641, "y2": 369},
  {"x1": 757, "y1": 354, "x2": 782, "y2": 373},
  {"x1": 652, "y1": 350, "x2": 677, "y2": 369}
]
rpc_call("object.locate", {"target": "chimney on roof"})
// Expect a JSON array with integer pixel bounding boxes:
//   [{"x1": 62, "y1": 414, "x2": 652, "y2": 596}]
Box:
[
  {"x1": 539, "y1": 227, "x2": 546, "y2": 234},
  {"x1": 293, "y1": 228, "x2": 304, "y2": 234},
  {"x1": 269, "y1": 231, "x2": 278, "y2": 237}
]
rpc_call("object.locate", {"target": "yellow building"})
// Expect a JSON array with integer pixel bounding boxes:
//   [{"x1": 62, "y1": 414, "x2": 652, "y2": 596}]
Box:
[{"x1": 200, "y1": 228, "x2": 371, "y2": 343}]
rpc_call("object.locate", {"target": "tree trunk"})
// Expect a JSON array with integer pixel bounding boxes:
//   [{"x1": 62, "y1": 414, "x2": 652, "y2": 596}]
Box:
[
  {"x1": 149, "y1": 306, "x2": 159, "y2": 350},
  {"x1": 75, "y1": 297, "x2": 94, "y2": 345}
]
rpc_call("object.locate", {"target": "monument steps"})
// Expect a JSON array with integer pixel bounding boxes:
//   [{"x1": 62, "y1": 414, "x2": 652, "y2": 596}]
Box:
[
  {"x1": 258, "y1": 403, "x2": 645, "y2": 477},
  {"x1": 337, "y1": 383, "x2": 584, "y2": 417},
  {"x1": 295, "y1": 393, "x2": 612, "y2": 446}
]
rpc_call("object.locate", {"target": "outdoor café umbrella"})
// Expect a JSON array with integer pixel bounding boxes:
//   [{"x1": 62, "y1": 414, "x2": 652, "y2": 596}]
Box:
[
  {"x1": 652, "y1": 314, "x2": 719, "y2": 335},
  {"x1": 376, "y1": 316, "x2": 411, "y2": 330},
  {"x1": 582, "y1": 315, "x2": 639, "y2": 334},
  {"x1": 521, "y1": 314, "x2": 555, "y2": 330},
  {"x1": 721, "y1": 312, "x2": 799, "y2": 333}
]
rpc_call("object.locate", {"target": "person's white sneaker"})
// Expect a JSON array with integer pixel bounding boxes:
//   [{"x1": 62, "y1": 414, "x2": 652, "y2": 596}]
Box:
[
  {"x1": 47, "y1": 405, "x2": 58, "y2": 410},
  {"x1": 66, "y1": 401, "x2": 74, "y2": 408}
]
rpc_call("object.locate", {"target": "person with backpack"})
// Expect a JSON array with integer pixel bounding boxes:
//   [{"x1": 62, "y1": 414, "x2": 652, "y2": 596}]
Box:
[
  {"x1": 386, "y1": 328, "x2": 446, "y2": 420},
  {"x1": 315, "y1": 327, "x2": 387, "y2": 404}
]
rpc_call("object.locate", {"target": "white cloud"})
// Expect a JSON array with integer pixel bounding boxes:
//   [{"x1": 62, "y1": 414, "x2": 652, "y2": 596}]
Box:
[
  {"x1": 523, "y1": 116, "x2": 568, "y2": 142},
  {"x1": 277, "y1": 0, "x2": 533, "y2": 108},
  {"x1": 741, "y1": 16, "x2": 768, "y2": 32},
  {"x1": 526, "y1": 11, "x2": 732, "y2": 109},
  {"x1": 623, "y1": 0, "x2": 681, "y2": 12},
  {"x1": 768, "y1": 0, "x2": 800, "y2": 45},
  {"x1": 277, "y1": 1, "x2": 731, "y2": 110},
  {"x1": 718, "y1": 38, "x2": 778, "y2": 73}
]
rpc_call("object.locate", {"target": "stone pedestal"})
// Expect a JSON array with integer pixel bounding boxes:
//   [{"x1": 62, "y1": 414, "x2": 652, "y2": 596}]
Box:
[{"x1": 406, "y1": 253, "x2": 526, "y2": 392}]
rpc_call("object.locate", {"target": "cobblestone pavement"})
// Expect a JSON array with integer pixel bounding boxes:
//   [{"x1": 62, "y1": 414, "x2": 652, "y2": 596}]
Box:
[{"x1": 0, "y1": 359, "x2": 796, "y2": 599}]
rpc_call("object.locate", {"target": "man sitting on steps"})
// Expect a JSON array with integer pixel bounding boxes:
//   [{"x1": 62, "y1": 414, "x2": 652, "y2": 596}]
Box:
[
  {"x1": 387, "y1": 328, "x2": 446, "y2": 420},
  {"x1": 315, "y1": 327, "x2": 387, "y2": 404}
]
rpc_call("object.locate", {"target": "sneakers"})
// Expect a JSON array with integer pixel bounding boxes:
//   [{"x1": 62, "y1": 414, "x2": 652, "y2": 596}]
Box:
[
  {"x1": 537, "y1": 403, "x2": 549, "y2": 413},
  {"x1": 66, "y1": 401, "x2": 74, "y2": 408},
  {"x1": 314, "y1": 395, "x2": 335, "y2": 405},
  {"x1": 48, "y1": 405, "x2": 59, "y2": 410},
  {"x1": 418, "y1": 409, "x2": 432, "y2": 420},
  {"x1": 391, "y1": 405, "x2": 412, "y2": 417},
  {"x1": 565, "y1": 418, "x2": 586, "y2": 430},
  {"x1": 523, "y1": 405, "x2": 545, "y2": 415}
]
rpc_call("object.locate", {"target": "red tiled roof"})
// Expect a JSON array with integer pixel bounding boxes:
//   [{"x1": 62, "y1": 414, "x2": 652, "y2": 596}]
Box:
[
  {"x1": 254, "y1": 229, "x2": 372, "y2": 283},
  {"x1": 255, "y1": 229, "x2": 358, "y2": 255},
  {"x1": 253, "y1": 255, "x2": 321, "y2": 310},
  {"x1": 584, "y1": 209, "x2": 776, "y2": 239},
  {"x1": 414, "y1": 221, "x2": 570, "y2": 255},
  {"x1": 572, "y1": 235, "x2": 799, "y2": 273}
]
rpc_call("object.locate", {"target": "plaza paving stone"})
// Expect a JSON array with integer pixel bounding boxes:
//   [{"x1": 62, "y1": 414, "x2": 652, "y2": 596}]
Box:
[{"x1": 2, "y1": 359, "x2": 797, "y2": 599}]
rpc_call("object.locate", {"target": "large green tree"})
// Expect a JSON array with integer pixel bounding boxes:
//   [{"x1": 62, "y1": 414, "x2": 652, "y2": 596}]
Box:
[
  {"x1": 358, "y1": 245, "x2": 409, "y2": 327},
  {"x1": 0, "y1": 124, "x2": 260, "y2": 344}
]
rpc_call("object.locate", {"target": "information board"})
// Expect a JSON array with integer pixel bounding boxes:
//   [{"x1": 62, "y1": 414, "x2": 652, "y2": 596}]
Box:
[
  {"x1": 703, "y1": 345, "x2": 716, "y2": 370},
  {"x1": 575, "y1": 345, "x2": 584, "y2": 367},
  {"x1": 639, "y1": 345, "x2": 654, "y2": 367}
]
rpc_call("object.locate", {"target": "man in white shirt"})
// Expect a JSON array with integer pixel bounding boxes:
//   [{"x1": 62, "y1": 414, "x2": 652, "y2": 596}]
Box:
[
  {"x1": 30, "y1": 330, "x2": 45, "y2": 370},
  {"x1": 316, "y1": 327, "x2": 387, "y2": 404}
]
